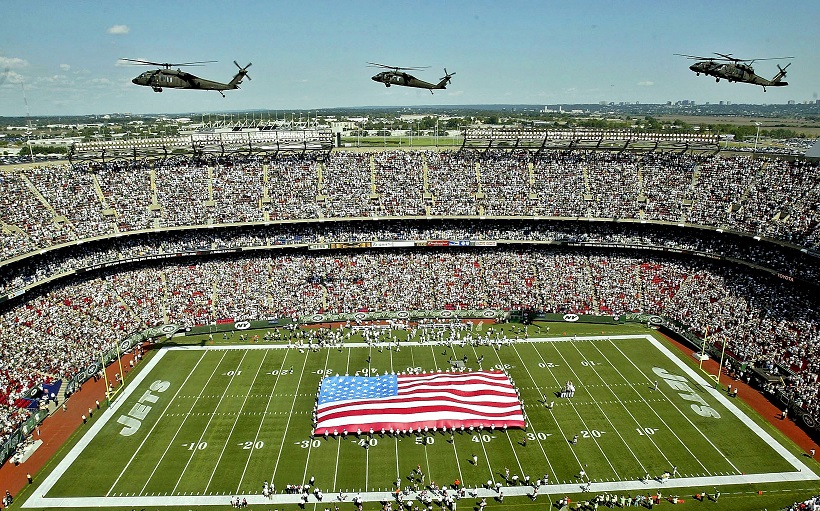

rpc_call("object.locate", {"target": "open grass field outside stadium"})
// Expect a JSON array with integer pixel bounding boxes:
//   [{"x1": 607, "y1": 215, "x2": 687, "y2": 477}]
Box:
[{"x1": 18, "y1": 323, "x2": 819, "y2": 511}]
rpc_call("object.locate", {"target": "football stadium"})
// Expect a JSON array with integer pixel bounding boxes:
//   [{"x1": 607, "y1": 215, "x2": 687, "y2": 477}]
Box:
[{"x1": 1, "y1": 140, "x2": 820, "y2": 511}]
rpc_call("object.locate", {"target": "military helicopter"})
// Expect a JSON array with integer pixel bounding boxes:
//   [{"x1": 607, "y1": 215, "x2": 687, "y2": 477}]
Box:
[
  {"x1": 121, "y1": 59, "x2": 252, "y2": 97},
  {"x1": 675, "y1": 53, "x2": 792, "y2": 91},
  {"x1": 368, "y1": 63, "x2": 455, "y2": 93}
]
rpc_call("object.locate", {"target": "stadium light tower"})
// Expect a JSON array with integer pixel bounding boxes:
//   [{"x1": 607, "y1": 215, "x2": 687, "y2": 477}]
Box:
[{"x1": 753, "y1": 122, "x2": 762, "y2": 155}]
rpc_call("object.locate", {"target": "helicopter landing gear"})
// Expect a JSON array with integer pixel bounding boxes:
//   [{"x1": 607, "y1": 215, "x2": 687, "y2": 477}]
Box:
[{"x1": 152, "y1": 86, "x2": 163, "y2": 92}]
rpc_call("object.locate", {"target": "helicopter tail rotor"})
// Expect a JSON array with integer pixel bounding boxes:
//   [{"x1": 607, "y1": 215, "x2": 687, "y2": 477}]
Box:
[
  {"x1": 437, "y1": 68, "x2": 456, "y2": 88},
  {"x1": 771, "y1": 63, "x2": 790, "y2": 85},
  {"x1": 234, "y1": 61, "x2": 252, "y2": 80},
  {"x1": 229, "y1": 61, "x2": 252, "y2": 88}
]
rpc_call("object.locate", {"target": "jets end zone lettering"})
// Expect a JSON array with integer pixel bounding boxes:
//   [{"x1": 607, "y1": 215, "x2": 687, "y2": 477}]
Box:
[
  {"x1": 653, "y1": 368, "x2": 720, "y2": 418},
  {"x1": 117, "y1": 380, "x2": 171, "y2": 436}
]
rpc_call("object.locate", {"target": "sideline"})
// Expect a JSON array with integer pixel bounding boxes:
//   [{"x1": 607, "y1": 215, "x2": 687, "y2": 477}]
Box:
[
  {"x1": 22, "y1": 350, "x2": 167, "y2": 509},
  {"x1": 22, "y1": 336, "x2": 819, "y2": 508}
]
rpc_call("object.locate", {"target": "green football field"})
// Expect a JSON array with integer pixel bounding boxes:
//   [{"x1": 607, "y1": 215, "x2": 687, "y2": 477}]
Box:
[{"x1": 22, "y1": 324, "x2": 819, "y2": 510}]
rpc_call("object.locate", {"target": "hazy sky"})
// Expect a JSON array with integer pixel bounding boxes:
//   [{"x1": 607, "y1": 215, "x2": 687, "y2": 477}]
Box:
[{"x1": 1, "y1": 0, "x2": 818, "y2": 116}]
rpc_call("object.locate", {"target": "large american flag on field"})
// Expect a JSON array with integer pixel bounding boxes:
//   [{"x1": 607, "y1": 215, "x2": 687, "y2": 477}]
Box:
[{"x1": 314, "y1": 370, "x2": 525, "y2": 435}]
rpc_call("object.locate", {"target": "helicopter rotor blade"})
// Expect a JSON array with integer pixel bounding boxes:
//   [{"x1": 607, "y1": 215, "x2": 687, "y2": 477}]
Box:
[
  {"x1": 674, "y1": 53, "x2": 716, "y2": 60},
  {"x1": 743, "y1": 56, "x2": 795, "y2": 61},
  {"x1": 119, "y1": 58, "x2": 217, "y2": 68},
  {"x1": 173, "y1": 60, "x2": 218, "y2": 66},
  {"x1": 716, "y1": 53, "x2": 793, "y2": 63},
  {"x1": 119, "y1": 58, "x2": 165, "y2": 66},
  {"x1": 367, "y1": 62, "x2": 429, "y2": 71}
]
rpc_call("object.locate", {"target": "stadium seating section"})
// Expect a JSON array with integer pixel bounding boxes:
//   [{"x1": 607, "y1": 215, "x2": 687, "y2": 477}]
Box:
[{"x1": 1, "y1": 150, "x2": 818, "y2": 445}]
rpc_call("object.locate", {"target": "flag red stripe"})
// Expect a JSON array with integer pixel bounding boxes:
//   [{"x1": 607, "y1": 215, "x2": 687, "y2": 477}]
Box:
[
  {"x1": 317, "y1": 393, "x2": 520, "y2": 416},
  {"x1": 314, "y1": 370, "x2": 525, "y2": 434}
]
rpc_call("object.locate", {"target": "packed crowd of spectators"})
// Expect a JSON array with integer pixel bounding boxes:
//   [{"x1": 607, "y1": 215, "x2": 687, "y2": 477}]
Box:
[
  {"x1": 784, "y1": 493, "x2": 820, "y2": 511},
  {"x1": 3, "y1": 220, "x2": 819, "y2": 299},
  {"x1": 1, "y1": 150, "x2": 819, "y2": 452},
  {"x1": 1, "y1": 246, "x2": 819, "y2": 431},
  {"x1": 2, "y1": 151, "x2": 820, "y2": 261}
]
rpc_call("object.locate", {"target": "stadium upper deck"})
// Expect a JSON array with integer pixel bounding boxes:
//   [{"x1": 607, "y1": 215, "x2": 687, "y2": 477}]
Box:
[{"x1": 0, "y1": 150, "x2": 819, "y2": 266}]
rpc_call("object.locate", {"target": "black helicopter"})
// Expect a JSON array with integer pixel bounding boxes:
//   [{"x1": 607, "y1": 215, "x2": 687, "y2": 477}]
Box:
[
  {"x1": 368, "y1": 63, "x2": 455, "y2": 93},
  {"x1": 121, "y1": 59, "x2": 252, "y2": 97},
  {"x1": 675, "y1": 53, "x2": 792, "y2": 91}
]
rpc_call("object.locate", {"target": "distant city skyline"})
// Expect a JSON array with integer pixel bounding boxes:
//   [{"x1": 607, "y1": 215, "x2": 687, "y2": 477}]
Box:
[{"x1": 1, "y1": 0, "x2": 818, "y2": 116}]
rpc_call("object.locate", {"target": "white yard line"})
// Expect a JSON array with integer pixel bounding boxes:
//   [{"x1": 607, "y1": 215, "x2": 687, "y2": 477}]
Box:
[
  {"x1": 235, "y1": 350, "x2": 291, "y2": 494},
  {"x1": 502, "y1": 431, "x2": 525, "y2": 479},
  {"x1": 334, "y1": 438, "x2": 343, "y2": 491},
  {"x1": 552, "y1": 340, "x2": 647, "y2": 476},
  {"x1": 606, "y1": 337, "x2": 740, "y2": 474},
  {"x1": 422, "y1": 437, "x2": 431, "y2": 489},
  {"x1": 365, "y1": 437, "x2": 370, "y2": 490},
  {"x1": 590, "y1": 339, "x2": 708, "y2": 473},
  {"x1": 269, "y1": 348, "x2": 311, "y2": 483},
  {"x1": 301, "y1": 348, "x2": 331, "y2": 486},
  {"x1": 172, "y1": 349, "x2": 250, "y2": 494},
  {"x1": 428, "y1": 344, "x2": 439, "y2": 370},
  {"x1": 394, "y1": 436, "x2": 400, "y2": 487},
  {"x1": 204, "y1": 349, "x2": 270, "y2": 492},
  {"x1": 477, "y1": 432, "x2": 496, "y2": 484},
  {"x1": 106, "y1": 349, "x2": 208, "y2": 496},
  {"x1": 450, "y1": 432, "x2": 464, "y2": 486}
]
